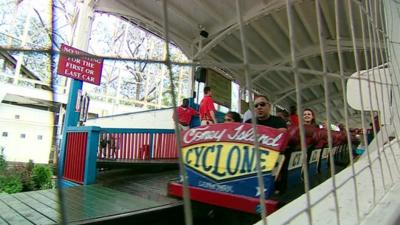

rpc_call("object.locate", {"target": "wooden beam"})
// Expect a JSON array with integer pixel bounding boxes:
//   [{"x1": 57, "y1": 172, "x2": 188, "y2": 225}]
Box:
[
  {"x1": 192, "y1": 0, "x2": 287, "y2": 60},
  {"x1": 303, "y1": 93, "x2": 342, "y2": 107},
  {"x1": 193, "y1": 0, "x2": 225, "y2": 24},
  {"x1": 250, "y1": 39, "x2": 372, "y2": 82},
  {"x1": 219, "y1": 42, "x2": 243, "y2": 61},
  {"x1": 294, "y1": 2, "x2": 318, "y2": 43}
]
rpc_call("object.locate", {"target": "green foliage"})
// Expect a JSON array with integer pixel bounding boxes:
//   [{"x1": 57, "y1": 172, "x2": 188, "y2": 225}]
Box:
[
  {"x1": 26, "y1": 160, "x2": 34, "y2": 173},
  {"x1": 0, "y1": 152, "x2": 7, "y2": 173},
  {"x1": 32, "y1": 165, "x2": 53, "y2": 190},
  {"x1": 0, "y1": 174, "x2": 23, "y2": 194},
  {"x1": 0, "y1": 157, "x2": 55, "y2": 193},
  {"x1": 0, "y1": 160, "x2": 54, "y2": 193},
  {"x1": 20, "y1": 169, "x2": 35, "y2": 192}
]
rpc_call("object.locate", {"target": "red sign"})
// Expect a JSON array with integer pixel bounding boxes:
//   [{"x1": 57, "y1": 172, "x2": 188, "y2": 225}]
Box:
[{"x1": 57, "y1": 43, "x2": 103, "y2": 85}]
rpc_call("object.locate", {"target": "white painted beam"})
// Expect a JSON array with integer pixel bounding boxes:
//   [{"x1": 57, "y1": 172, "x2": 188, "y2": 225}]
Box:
[
  {"x1": 251, "y1": 22, "x2": 285, "y2": 58},
  {"x1": 319, "y1": 0, "x2": 336, "y2": 39},
  {"x1": 275, "y1": 79, "x2": 324, "y2": 96},
  {"x1": 231, "y1": 33, "x2": 283, "y2": 92},
  {"x1": 251, "y1": 39, "x2": 372, "y2": 82},
  {"x1": 193, "y1": 0, "x2": 225, "y2": 24},
  {"x1": 193, "y1": 0, "x2": 288, "y2": 60},
  {"x1": 218, "y1": 42, "x2": 243, "y2": 62},
  {"x1": 304, "y1": 93, "x2": 342, "y2": 108},
  {"x1": 294, "y1": 1, "x2": 318, "y2": 43}
]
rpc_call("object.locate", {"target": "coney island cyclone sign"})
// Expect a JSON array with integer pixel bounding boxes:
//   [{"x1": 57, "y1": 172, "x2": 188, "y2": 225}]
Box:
[{"x1": 181, "y1": 123, "x2": 288, "y2": 198}]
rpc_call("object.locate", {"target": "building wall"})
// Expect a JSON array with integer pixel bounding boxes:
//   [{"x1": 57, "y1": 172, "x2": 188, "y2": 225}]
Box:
[
  {"x1": 0, "y1": 103, "x2": 54, "y2": 163},
  {"x1": 85, "y1": 108, "x2": 175, "y2": 129},
  {"x1": 85, "y1": 99, "x2": 142, "y2": 117}
]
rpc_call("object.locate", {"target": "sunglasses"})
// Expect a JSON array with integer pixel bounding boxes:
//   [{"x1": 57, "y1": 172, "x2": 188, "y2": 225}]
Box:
[{"x1": 254, "y1": 102, "x2": 268, "y2": 108}]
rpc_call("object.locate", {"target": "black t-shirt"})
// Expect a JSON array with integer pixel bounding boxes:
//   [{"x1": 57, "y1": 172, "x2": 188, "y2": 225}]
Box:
[{"x1": 245, "y1": 115, "x2": 287, "y2": 129}]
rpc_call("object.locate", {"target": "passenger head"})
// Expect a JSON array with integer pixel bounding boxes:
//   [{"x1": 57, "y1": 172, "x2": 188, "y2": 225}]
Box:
[
  {"x1": 254, "y1": 95, "x2": 271, "y2": 120},
  {"x1": 224, "y1": 111, "x2": 242, "y2": 123},
  {"x1": 303, "y1": 108, "x2": 316, "y2": 125},
  {"x1": 290, "y1": 105, "x2": 297, "y2": 115},
  {"x1": 276, "y1": 109, "x2": 289, "y2": 122},
  {"x1": 204, "y1": 86, "x2": 211, "y2": 96},
  {"x1": 338, "y1": 123, "x2": 345, "y2": 131},
  {"x1": 182, "y1": 98, "x2": 189, "y2": 108}
]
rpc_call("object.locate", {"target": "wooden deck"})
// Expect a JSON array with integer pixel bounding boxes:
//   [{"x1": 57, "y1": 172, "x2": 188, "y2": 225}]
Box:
[
  {"x1": 0, "y1": 179, "x2": 182, "y2": 225},
  {"x1": 0, "y1": 165, "x2": 350, "y2": 225},
  {"x1": 97, "y1": 159, "x2": 178, "y2": 169},
  {"x1": 96, "y1": 169, "x2": 180, "y2": 204}
]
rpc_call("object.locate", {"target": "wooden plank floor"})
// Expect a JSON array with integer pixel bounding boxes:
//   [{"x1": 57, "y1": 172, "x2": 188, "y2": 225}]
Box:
[
  {"x1": 0, "y1": 182, "x2": 182, "y2": 225},
  {"x1": 97, "y1": 159, "x2": 178, "y2": 169},
  {"x1": 96, "y1": 169, "x2": 180, "y2": 204},
  {"x1": 97, "y1": 159, "x2": 178, "y2": 164}
]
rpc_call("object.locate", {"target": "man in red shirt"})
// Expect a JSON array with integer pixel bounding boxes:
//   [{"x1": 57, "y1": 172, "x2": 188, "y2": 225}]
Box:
[
  {"x1": 289, "y1": 105, "x2": 299, "y2": 126},
  {"x1": 176, "y1": 98, "x2": 197, "y2": 130},
  {"x1": 199, "y1": 86, "x2": 217, "y2": 125}
]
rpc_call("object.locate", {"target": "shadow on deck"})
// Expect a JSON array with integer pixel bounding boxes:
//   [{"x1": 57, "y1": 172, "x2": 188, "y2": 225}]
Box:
[
  {"x1": 97, "y1": 158, "x2": 178, "y2": 168},
  {"x1": 0, "y1": 184, "x2": 183, "y2": 225}
]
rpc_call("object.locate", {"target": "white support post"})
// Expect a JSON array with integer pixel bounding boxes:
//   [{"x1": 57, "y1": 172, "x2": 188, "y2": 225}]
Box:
[
  {"x1": 59, "y1": 0, "x2": 97, "y2": 181},
  {"x1": 13, "y1": 8, "x2": 32, "y2": 85},
  {"x1": 385, "y1": 0, "x2": 400, "y2": 138},
  {"x1": 72, "y1": 0, "x2": 95, "y2": 51}
]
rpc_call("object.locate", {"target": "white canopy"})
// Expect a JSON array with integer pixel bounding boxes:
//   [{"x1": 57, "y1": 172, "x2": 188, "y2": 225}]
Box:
[{"x1": 93, "y1": 0, "x2": 387, "y2": 126}]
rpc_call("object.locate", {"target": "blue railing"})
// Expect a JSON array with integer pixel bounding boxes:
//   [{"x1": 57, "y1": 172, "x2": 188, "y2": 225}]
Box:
[{"x1": 59, "y1": 126, "x2": 177, "y2": 186}]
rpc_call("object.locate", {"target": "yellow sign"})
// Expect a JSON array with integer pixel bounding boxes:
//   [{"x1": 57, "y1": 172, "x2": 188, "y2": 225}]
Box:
[
  {"x1": 182, "y1": 142, "x2": 279, "y2": 181},
  {"x1": 206, "y1": 69, "x2": 231, "y2": 108}
]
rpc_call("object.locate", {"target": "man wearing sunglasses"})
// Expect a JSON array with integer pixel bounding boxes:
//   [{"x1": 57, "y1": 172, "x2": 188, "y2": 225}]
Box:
[{"x1": 245, "y1": 95, "x2": 287, "y2": 131}]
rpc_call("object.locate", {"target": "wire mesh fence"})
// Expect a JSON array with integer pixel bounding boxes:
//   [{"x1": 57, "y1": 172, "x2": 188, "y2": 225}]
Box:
[{"x1": 2, "y1": 0, "x2": 400, "y2": 224}]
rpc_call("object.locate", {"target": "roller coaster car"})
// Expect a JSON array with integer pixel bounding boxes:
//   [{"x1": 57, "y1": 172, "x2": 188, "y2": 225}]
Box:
[{"x1": 168, "y1": 123, "x2": 348, "y2": 215}]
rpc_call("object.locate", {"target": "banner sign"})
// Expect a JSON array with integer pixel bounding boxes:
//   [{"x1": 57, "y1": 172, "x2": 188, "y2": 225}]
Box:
[
  {"x1": 181, "y1": 123, "x2": 288, "y2": 198},
  {"x1": 57, "y1": 43, "x2": 104, "y2": 85},
  {"x1": 206, "y1": 69, "x2": 231, "y2": 108}
]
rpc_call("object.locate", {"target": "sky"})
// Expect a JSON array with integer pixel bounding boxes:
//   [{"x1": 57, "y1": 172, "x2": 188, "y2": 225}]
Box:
[{"x1": 0, "y1": 0, "x2": 239, "y2": 114}]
